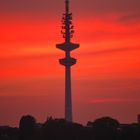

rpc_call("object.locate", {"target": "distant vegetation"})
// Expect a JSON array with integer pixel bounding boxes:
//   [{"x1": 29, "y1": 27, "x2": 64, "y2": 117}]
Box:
[{"x1": 0, "y1": 115, "x2": 140, "y2": 140}]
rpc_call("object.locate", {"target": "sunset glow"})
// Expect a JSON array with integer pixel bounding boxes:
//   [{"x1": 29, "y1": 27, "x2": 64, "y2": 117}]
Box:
[{"x1": 0, "y1": 0, "x2": 140, "y2": 126}]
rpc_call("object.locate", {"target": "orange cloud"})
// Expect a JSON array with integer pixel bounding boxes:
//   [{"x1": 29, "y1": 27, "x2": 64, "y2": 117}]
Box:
[{"x1": 90, "y1": 98, "x2": 140, "y2": 104}]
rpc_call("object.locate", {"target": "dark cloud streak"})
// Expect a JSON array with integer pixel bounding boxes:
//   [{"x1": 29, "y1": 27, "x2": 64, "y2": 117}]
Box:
[
  {"x1": 79, "y1": 47, "x2": 140, "y2": 56},
  {"x1": 0, "y1": 0, "x2": 140, "y2": 15},
  {"x1": 73, "y1": 0, "x2": 140, "y2": 13},
  {"x1": 0, "y1": 0, "x2": 63, "y2": 13},
  {"x1": 118, "y1": 13, "x2": 140, "y2": 23}
]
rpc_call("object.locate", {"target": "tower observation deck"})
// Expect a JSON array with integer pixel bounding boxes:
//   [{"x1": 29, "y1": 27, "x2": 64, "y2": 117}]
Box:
[{"x1": 56, "y1": 0, "x2": 79, "y2": 122}]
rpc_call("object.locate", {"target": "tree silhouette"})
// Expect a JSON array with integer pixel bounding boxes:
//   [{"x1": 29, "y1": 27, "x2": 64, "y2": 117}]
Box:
[
  {"x1": 93, "y1": 117, "x2": 119, "y2": 128},
  {"x1": 19, "y1": 115, "x2": 36, "y2": 140},
  {"x1": 88, "y1": 117, "x2": 120, "y2": 140},
  {"x1": 1, "y1": 115, "x2": 140, "y2": 140}
]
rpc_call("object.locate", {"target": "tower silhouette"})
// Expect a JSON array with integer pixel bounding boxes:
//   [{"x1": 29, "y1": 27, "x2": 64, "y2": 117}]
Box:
[{"x1": 56, "y1": 0, "x2": 79, "y2": 122}]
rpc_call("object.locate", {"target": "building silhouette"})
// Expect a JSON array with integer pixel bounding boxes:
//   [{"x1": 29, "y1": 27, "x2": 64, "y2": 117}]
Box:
[{"x1": 56, "y1": 0, "x2": 79, "y2": 122}]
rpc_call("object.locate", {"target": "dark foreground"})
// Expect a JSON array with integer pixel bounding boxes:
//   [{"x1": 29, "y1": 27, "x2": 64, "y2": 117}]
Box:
[{"x1": 1, "y1": 115, "x2": 140, "y2": 140}]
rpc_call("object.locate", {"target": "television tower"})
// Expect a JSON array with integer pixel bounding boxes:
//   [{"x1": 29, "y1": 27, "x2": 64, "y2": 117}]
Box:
[{"x1": 56, "y1": 0, "x2": 79, "y2": 122}]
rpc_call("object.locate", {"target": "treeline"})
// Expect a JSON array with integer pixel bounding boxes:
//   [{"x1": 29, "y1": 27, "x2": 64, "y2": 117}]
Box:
[{"x1": 0, "y1": 115, "x2": 140, "y2": 140}]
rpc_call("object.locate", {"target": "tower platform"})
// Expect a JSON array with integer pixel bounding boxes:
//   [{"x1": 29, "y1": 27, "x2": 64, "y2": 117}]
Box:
[{"x1": 56, "y1": 42, "x2": 79, "y2": 52}]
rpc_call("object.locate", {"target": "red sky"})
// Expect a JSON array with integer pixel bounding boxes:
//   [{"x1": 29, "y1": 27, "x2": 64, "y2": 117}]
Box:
[{"x1": 0, "y1": 0, "x2": 140, "y2": 126}]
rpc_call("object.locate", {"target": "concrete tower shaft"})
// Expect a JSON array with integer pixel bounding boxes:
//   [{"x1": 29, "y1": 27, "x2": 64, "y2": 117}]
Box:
[{"x1": 56, "y1": 0, "x2": 79, "y2": 122}]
